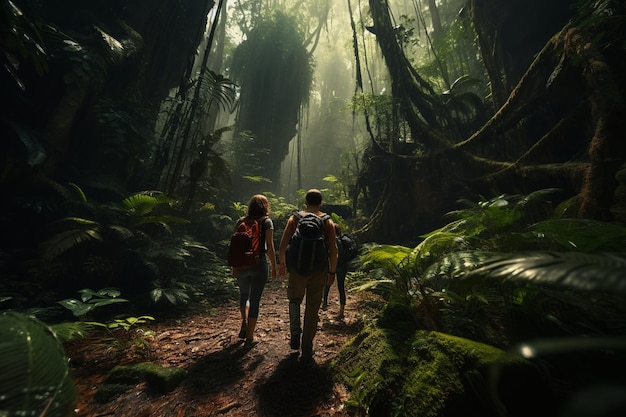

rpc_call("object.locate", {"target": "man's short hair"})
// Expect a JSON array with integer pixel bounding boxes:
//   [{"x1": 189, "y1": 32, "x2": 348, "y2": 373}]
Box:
[{"x1": 305, "y1": 189, "x2": 323, "y2": 206}]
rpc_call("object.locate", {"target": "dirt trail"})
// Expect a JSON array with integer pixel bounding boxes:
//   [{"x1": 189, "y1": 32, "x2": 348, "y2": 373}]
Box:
[{"x1": 66, "y1": 280, "x2": 363, "y2": 417}]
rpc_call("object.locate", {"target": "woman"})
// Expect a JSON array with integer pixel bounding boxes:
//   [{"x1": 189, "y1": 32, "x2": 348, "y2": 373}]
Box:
[{"x1": 232, "y1": 194, "x2": 277, "y2": 347}]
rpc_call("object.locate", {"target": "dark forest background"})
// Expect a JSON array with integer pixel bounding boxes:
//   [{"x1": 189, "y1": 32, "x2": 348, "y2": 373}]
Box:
[{"x1": 2, "y1": 1, "x2": 626, "y2": 416}]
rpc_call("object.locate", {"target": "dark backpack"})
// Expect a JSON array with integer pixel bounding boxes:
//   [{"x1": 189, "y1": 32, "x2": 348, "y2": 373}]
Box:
[
  {"x1": 286, "y1": 212, "x2": 330, "y2": 276},
  {"x1": 337, "y1": 233, "x2": 358, "y2": 267},
  {"x1": 227, "y1": 216, "x2": 267, "y2": 269}
]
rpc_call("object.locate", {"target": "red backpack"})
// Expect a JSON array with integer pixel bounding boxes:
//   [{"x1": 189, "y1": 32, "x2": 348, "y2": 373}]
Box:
[{"x1": 227, "y1": 216, "x2": 267, "y2": 268}]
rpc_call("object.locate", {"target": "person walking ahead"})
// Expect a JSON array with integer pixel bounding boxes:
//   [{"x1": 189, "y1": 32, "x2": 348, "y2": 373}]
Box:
[
  {"x1": 278, "y1": 189, "x2": 338, "y2": 363},
  {"x1": 322, "y1": 224, "x2": 357, "y2": 319},
  {"x1": 232, "y1": 194, "x2": 277, "y2": 348}
]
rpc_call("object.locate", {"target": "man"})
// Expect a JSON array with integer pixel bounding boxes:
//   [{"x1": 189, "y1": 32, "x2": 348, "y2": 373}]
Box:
[{"x1": 278, "y1": 189, "x2": 338, "y2": 363}]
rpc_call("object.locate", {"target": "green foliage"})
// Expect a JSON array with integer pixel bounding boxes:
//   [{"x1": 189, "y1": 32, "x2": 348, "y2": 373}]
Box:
[
  {"x1": 330, "y1": 212, "x2": 347, "y2": 231},
  {"x1": 322, "y1": 174, "x2": 350, "y2": 205},
  {"x1": 41, "y1": 217, "x2": 104, "y2": 260},
  {"x1": 463, "y1": 251, "x2": 626, "y2": 297},
  {"x1": 230, "y1": 192, "x2": 299, "y2": 226},
  {"x1": 530, "y1": 218, "x2": 626, "y2": 252},
  {"x1": 28, "y1": 183, "x2": 205, "y2": 310},
  {"x1": 88, "y1": 315, "x2": 155, "y2": 332},
  {"x1": 122, "y1": 193, "x2": 174, "y2": 216},
  {"x1": 241, "y1": 175, "x2": 272, "y2": 184},
  {"x1": 0, "y1": 312, "x2": 77, "y2": 417},
  {"x1": 87, "y1": 315, "x2": 156, "y2": 355},
  {"x1": 41, "y1": 188, "x2": 189, "y2": 260},
  {"x1": 352, "y1": 245, "x2": 420, "y2": 310},
  {"x1": 57, "y1": 288, "x2": 128, "y2": 318},
  {"x1": 142, "y1": 235, "x2": 215, "y2": 307},
  {"x1": 49, "y1": 321, "x2": 94, "y2": 343},
  {"x1": 155, "y1": 55, "x2": 236, "y2": 198},
  {"x1": 439, "y1": 75, "x2": 488, "y2": 137},
  {"x1": 150, "y1": 281, "x2": 194, "y2": 305},
  {"x1": 344, "y1": 367, "x2": 384, "y2": 416},
  {"x1": 229, "y1": 131, "x2": 272, "y2": 190},
  {"x1": 265, "y1": 192, "x2": 300, "y2": 222},
  {"x1": 199, "y1": 70, "x2": 237, "y2": 113},
  {"x1": 354, "y1": 189, "x2": 626, "y2": 347},
  {"x1": 1, "y1": 0, "x2": 48, "y2": 86},
  {"x1": 361, "y1": 245, "x2": 413, "y2": 270}
]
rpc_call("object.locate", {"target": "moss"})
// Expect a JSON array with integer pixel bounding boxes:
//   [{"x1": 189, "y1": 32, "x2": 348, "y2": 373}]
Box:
[
  {"x1": 331, "y1": 324, "x2": 408, "y2": 415},
  {"x1": 333, "y1": 325, "x2": 552, "y2": 417},
  {"x1": 104, "y1": 362, "x2": 187, "y2": 394}
]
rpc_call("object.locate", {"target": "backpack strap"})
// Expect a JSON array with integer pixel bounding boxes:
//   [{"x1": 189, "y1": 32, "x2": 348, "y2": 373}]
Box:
[
  {"x1": 256, "y1": 215, "x2": 268, "y2": 253},
  {"x1": 320, "y1": 213, "x2": 331, "y2": 237},
  {"x1": 238, "y1": 215, "x2": 268, "y2": 252}
]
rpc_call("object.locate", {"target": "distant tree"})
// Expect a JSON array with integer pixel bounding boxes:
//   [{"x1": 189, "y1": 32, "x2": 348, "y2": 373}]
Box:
[{"x1": 230, "y1": 10, "x2": 313, "y2": 198}]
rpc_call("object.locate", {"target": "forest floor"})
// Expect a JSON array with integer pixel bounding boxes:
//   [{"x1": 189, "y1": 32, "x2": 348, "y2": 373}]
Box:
[{"x1": 65, "y1": 280, "x2": 369, "y2": 417}]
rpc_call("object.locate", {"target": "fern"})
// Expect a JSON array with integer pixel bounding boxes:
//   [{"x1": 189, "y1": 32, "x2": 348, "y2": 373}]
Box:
[
  {"x1": 531, "y1": 218, "x2": 626, "y2": 252},
  {"x1": 41, "y1": 217, "x2": 103, "y2": 260},
  {"x1": 360, "y1": 245, "x2": 412, "y2": 270},
  {"x1": 122, "y1": 193, "x2": 173, "y2": 215}
]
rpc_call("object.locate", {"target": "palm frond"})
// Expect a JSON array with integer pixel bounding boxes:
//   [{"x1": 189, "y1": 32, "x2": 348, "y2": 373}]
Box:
[
  {"x1": 121, "y1": 193, "x2": 172, "y2": 215},
  {"x1": 423, "y1": 251, "x2": 498, "y2": 283},
  {"x1": 199, "y1": 70, "x2": 237, "y2": 112},
  {"x1": 106, "y1": 225, "x2": 135, "y2": 239},
  {"x1": 531, "y1": 219, "x2": 626, "y2": 252},
  {"x1": 415, "y1": 229, "x2": 469, "y2": 260},
  {"x1": 465, "y1": 251, "x2": 626, "y2": 294},
  {"x1": 350, "y1": 278, "x2": 397, "y2": 296},
  {"x1": 49, "y1": 321, "x2": 94, "y2": 342},
  {"x1": 241, "y1": 175, "x2": 272, "y2": 183},
  {"x1": 41, "y1": 218, "x2": 102, "y2": 259},
  {"x1": 66, "y1": 182, "x2": 88, "y2": 202},
  {"x1": 360, "y1": 245, "x2": 412, "y2": 270}
]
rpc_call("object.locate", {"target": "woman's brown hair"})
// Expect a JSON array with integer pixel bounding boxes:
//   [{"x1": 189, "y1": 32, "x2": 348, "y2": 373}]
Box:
[{"x1": 247, "y1": 194, "x2": 270, "y2": 217}]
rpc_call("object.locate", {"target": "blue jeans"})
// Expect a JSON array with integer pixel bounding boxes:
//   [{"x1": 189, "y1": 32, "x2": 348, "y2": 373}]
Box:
[{"x1": 237, "y1": 256, "x2": 268, "y2": 319}]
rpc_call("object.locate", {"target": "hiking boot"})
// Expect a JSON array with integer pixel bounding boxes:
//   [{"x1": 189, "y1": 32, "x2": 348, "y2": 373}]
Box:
[
  {"x1": 300, "y1": 352, "x2": 315, "y2": 365},
  {"x1": 290, "y1": 334, "x2": 300, "y2": 350},
  {"x1": 238, "y1": 321, "x2": 247, "y2": 339},
  {"x1": 243, "y1": 338, "x2": 257, "y2": 349}
]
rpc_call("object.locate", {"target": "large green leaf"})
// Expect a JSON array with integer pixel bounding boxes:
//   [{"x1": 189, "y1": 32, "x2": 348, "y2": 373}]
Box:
[
  {"x1": 531, "y1": 219, "x2": 626, "y2": 252},
  {"x1": 360, "y1": 245, "x2": 412, "y2": 269},
  {"x1": 0, "y1": 312, "x2": 77, "y2": 417},
  {"x1": 40, "y1": 217, "x2": 102, "y2": 259},
  {"x1": 465, "y1": 251, "x2": 626, "y2": 293},
  {"x1": 121, "y1": 193, "x2": 172, "y2": 216}
]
